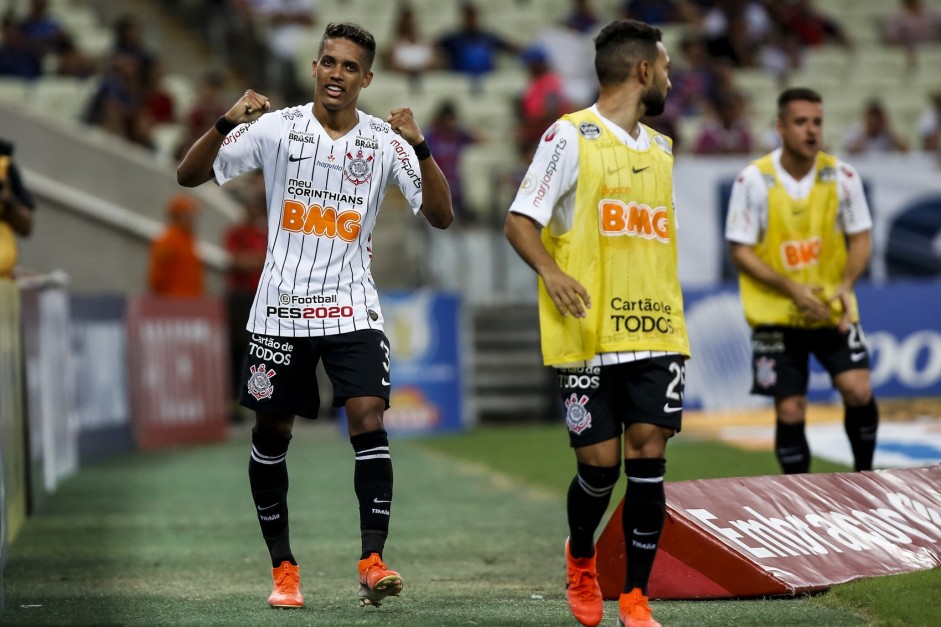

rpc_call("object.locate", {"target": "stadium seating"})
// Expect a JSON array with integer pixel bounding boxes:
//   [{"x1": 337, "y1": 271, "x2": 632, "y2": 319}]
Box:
[
  {"x1": 1, "y1": 0, "x2": 937, "y2": 218},
  {"x1": 28, "y1": 76, "x2": 97, "y2": 123}
]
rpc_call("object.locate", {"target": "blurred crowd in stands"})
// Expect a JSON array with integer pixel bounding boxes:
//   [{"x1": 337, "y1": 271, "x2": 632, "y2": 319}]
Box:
[{"x1": 1, "y1": 0, "x2": 940, "y2": 221}]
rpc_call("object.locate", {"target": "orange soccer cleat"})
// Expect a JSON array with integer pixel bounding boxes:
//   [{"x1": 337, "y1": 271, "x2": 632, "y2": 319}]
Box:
[
  {"x1": 267, "y1": 561, "x2": 304, "y2": 609},
  {"x1": 357, "y1": 553, "x2": 404, "y2": 607},
  {"x1": 616, "y1": 588, "x2": 660, "y2": 627},
  {"x1": 565, "y1": 538, "x2": 604, "y2": 627}
]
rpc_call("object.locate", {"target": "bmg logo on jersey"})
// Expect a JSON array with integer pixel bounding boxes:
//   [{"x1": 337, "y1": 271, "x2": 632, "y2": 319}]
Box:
[
  {"x1": 599, "y1": 200, "x2": 670, "y2": 242},
  {"x1": 281, "y1": 199, "x2": 362, "y2": 241},
  {"x1": 780, "y1": 237, "x2": 821, "y2": 270}
]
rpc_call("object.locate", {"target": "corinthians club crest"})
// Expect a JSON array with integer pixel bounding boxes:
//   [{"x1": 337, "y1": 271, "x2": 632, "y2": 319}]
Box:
[
  {"x1": 564, "y1": 393, "x2": 592, "y2": 435},
  {"x1": 247, "y1": 363, "x2": 277, "y2": 400},
  {"x1": 755, "y1": 356, "x2": 777, "y2": 389},
  {"x1": 344, "y1": 149, "x2": 374, "y2": 185}
]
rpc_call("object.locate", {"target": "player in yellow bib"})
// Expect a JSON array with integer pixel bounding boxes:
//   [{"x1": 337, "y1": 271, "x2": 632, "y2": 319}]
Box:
[
  {"x1": 506, "y1": 20, "x2": 687, "y2": 627},
  {"x1": 725, "y1": 87, "x2": 878, "y2": 475}
]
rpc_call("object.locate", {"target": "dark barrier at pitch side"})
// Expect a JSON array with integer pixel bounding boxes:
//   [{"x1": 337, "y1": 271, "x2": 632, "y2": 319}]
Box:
[{"x1": 71, "y1": 294, "x2": 134, "y2": 464}]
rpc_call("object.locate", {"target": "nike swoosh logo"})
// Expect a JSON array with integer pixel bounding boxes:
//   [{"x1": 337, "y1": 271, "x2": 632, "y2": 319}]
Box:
[
  {"x1": 288, "y1": 154, "x2": 312, "y2": 162},
  {"x1": 632, "y1": 166, "x2": 650, "y2": 174},
  {"x1": 373, "y1": 498, "x2": 391, "y2": 504},
  {"x1": 381, "y1": 378, "x2": 390, "y2": 386},
  {"x1": 257, "y1": 503, "x2": 278, "y2": 511},
  {"x1": 633, "y1": 529, "x2": 659, "y2": 536},
  {"x1": 850, "y1": 352, "x2": 866, "y2": 362},
  {"x1": 663, "y1": 404, "x2": 682, "y2": 413}
]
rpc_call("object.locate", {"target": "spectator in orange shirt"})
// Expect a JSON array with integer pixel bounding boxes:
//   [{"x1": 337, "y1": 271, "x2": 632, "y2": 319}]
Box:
[{"x1": 148, "y1": 194, "x2": 204, "y2": 296}]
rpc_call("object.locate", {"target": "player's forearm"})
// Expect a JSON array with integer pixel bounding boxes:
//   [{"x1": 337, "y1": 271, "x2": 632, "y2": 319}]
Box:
[
  {"x1": 504, "y1": 211, "x2": 557, "y2": 278},
  {"x1": 177, "y1": 128, "x2": 226, "y2": 187},
  {"x1": 418, "y1": 159, "x2": 454, "y2": 229},
  {"x1": 842, "y1": 230, "x2": 872, "y2": 289},
  {"x1": 729, "y1": 242, "x2": 799, "y2": 298},
  {"x1": 1, "y1": 199, "x2": 33, "y2": 236}
]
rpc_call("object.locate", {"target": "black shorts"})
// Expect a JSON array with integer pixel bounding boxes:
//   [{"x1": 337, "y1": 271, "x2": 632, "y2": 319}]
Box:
[
  {"x1": 238, "y1": 329, "x2": 391, "y2": 419},
  {"x1": 750, "y1": 323, "x2": 871, "y2": 397},
  {"x1": 556, "y1": 355, "x2": 686, "y2": 448}
]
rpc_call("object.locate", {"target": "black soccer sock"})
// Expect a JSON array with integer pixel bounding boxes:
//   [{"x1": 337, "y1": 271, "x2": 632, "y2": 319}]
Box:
[
  {"x1": 775, "y1": 420, "x2": 811, "y2": 474},
  {"x1": 622, "y1": 458, "x2": 667, "y2": 595},
  {"x1": 248, "y1": 428, "x2": 294, "y2": 567},
  {"x1": 845, "y1": 396, "x2": 879, "y2": 471},
  {"x1": 351, "y1": 429, "x2": 393, "y2": 559},
  {"x1": 567, "y1": 462, "x2": 620, "y2": 558}
]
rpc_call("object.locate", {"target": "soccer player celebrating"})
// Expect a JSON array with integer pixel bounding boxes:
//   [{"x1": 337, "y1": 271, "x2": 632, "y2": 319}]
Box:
[
  {"x1": 725, "y1": 87, "x2": 879, "y2": 474},
  {"x1": 504, "y1": 19, "x2": 688, "y2": 627},
  {"x1": 177, "y1": 22, "x2": 452, "y2": 609}
]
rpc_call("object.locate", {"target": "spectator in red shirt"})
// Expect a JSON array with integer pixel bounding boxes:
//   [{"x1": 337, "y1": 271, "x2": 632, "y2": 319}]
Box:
[
  {"x1": 140, "y1": 56, "x2": 176, "y2": 126},
  {"x1": 772, "y1": 0, "x2": 850, "y2": 48},
  {"x1": 176, "y1": 70, "x2": 232, "y2": 160},
  {"x1": 516, "y1": 45, "x2": 573, "y2": 153}
]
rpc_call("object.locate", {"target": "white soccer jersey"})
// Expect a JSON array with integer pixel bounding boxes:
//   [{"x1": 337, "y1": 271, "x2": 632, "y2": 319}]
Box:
[
  {"x1": 213, "y1": 104, "x2": 424, "y2": 337},
  {"x1": 725, "y1": 148, "x2": 873, "y2": 245}
]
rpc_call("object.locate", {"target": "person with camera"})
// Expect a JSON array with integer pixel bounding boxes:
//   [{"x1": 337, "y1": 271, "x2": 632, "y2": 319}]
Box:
[{"x1": 0, "y1": 140, "x2": 35, "y2": 279}]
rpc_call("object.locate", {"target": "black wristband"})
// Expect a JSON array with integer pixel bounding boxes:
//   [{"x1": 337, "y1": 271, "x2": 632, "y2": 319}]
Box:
[
  {"x1": 413, "y1": 140, "x2": 431, "y2": 161},
  {"x1": 215, "y1": 116, "x2": 237, "y2": 136}
]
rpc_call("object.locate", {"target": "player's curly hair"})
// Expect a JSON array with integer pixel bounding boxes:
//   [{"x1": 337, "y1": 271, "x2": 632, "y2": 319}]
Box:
[
  {"x1": 593, "y1": 19, "x2": 662, "y2": 87},
  {"x1": 318, "y1": 22, "x2": 376, "y2": 69}
]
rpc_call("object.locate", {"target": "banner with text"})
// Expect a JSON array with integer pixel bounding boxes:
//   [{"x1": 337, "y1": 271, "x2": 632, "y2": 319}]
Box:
[
  {"x1": 673, "y1": 153, "x2": 941, "y2": 287},
  {"x1": 126, "y1": 297, "x2": 229, "y2": 450},
  {"x1": 596, "y1": 465, "x2": 941, "y2": 599},
  {"x1": 339, "y1": 291, "x2": 466, "y2": 436},
  {"x1": 684, "y1": 280, "x2": 941, "y2": 411}
]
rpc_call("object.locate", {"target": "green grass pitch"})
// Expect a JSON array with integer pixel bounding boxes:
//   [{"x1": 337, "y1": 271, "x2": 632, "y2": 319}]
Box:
[{"x1": 0, "y1": 421, "x2": 937, "y2": 625}]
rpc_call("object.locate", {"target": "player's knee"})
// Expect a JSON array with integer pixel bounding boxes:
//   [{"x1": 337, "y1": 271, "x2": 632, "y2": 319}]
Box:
[
  {"x1": 251, "y1": 424, "x2": 292, "y2": 457},
  {"x1": 776, "y1": 397, "x2": 806, "y2": 424},
  {"x1": 347, "y1": 411, "x2": 385, "y2": 435},
  {"x1": 842, "y1": 387, "x2": 873, "y2": 407},
  {"x1": 253, "y1": 412, "x2": 294, "y2": 439}
]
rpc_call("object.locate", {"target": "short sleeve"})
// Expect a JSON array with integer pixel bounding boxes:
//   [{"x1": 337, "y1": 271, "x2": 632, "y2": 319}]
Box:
[
  {"x1": 724, "y1": 164, "x2": 766, "y2": 245},
  {"x1": 213, "y1": 112, "x2": 278, "y2": 186},
  {"x1": 836, "y1": 161, "x2": 873, "y2": 235},
  {"x1": 389, "y1": 136, "x2": 423, "y2": 214},
  {"x1": 507, "y1": 121, "x2": 579, "y2": 228}
]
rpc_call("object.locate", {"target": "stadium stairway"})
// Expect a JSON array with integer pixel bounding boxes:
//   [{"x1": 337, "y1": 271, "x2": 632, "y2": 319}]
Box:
[{"x1": 470, "y1": 302, "x2": 556, "y2": 423}]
